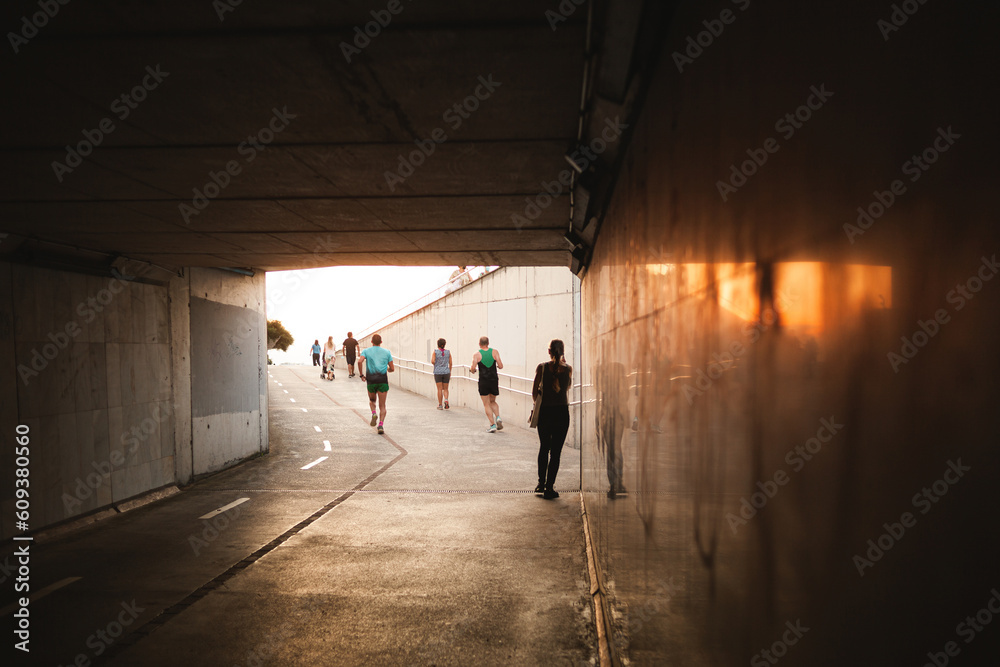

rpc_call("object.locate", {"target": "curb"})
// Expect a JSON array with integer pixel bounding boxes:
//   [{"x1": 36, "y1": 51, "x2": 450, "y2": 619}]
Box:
[
  {"x1": 32, "y1": 485, "x2": 181, "y2": 544},
  {"x1": 581, "y1": 492, "x2": 618, "y2": 667}
]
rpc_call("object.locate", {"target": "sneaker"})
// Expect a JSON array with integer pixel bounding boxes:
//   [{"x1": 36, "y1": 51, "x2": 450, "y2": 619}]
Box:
[
  {"x1": 444, "y1": 401, "x2": 449, "y2": 409},
  {"x1": 377, "y1": 424, "x2": 384, "y2": 435},
  {"x1": 495, "y1": 416, "x2": 503, "y2": 430},
  {"x1": 437, "y1": 404, "x2": 444, "y2": 410},
  {"x1": 534, "y1": 483, "x2": 545, "y2": 493},
  {"x1": 543, "y1": 488, "x2": 559, "y2": 499},
  {"x1": 488, "y1": 424, "x2": 497, "y2": 433},
  {"x1": 370, "y1": 413, "x2": 378, "y2": 426}
]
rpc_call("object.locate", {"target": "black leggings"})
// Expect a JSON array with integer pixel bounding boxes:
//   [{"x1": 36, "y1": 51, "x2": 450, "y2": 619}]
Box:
[{"x1": 537, "y1": 405, "x2": 570, "y2": 488}]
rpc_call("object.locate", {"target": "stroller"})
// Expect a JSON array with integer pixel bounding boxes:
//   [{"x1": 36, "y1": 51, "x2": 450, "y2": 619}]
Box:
[{"x1": 321, "y1": 355, "x2": 335, "y2": 380}]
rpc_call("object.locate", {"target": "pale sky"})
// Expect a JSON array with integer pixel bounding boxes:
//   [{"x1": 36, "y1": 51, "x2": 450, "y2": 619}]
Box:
[{"x1": 265, "y1": 266, "x2": 457, "y2": 364}]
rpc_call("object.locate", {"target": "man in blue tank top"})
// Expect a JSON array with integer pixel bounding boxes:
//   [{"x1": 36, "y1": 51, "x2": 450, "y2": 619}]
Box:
[{"x1": 471, "y1": 336, "x2": 504, "y2": 432}]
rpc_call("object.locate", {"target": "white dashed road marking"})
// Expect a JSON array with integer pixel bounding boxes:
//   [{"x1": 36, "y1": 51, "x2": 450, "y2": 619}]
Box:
[
  {"x1": 199, "y1": 497, "x2": 250, "y2": 520},
  {"x1": 0, "y1": 577, "x2": 81, "y2": 617},
  {"x1": 301, "y1": 457, "x2": 328, "y2": 470}
]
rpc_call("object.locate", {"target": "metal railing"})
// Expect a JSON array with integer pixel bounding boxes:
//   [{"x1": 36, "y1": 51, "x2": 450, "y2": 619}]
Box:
[{"x1": 390, "y1": 356, "x2": 590, "y2": 403}]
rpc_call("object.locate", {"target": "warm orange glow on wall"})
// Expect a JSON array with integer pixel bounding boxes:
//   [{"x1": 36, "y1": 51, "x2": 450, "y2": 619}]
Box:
[{"x1": 645, "y1": 260, "x2": 892, "y2": 337}]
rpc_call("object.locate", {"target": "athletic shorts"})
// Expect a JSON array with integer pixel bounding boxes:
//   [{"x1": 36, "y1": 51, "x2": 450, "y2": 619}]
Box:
[
  {"x1": 367, "y1": 383, "x2": 389, "y2": 393},
  {"x1": 434, "y1": 373, "x2": 451, "y2": 384},
  {"x1": 478, "y1": 379, "x2": 499, "y2": 396},
  {"x1": 346, "y1": 354, "x2": 356, "y2": 365}
]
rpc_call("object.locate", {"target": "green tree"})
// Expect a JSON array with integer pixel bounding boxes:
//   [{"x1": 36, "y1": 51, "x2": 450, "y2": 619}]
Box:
[{"x1": 267, "y1": 320, "x2": 294, "y2": 351}]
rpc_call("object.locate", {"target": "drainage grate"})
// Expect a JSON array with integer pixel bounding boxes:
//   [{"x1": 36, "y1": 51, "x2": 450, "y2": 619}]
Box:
[{"x1": 210, "y1": 488, "x2": 538, "y2": 494}]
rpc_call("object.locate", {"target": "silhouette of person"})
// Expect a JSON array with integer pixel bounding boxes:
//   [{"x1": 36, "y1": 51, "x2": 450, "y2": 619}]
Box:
[
  {"x1": 533, "y1": 339, "x2": 572, "y2": 499},
  {"x1": 596, "y1": 340, "x2": 627, "y2": 498}
]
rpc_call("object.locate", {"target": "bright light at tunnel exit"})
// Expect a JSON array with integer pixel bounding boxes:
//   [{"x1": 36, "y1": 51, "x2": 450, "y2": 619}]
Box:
[{"x1": 265, "y1": 265, "x2": 458, "y2": 364}]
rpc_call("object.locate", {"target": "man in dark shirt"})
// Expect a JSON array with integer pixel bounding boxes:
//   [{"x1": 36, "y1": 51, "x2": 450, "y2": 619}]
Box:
[{"x1": 343, "y1": 332, "x2": 360, "y2": 378}]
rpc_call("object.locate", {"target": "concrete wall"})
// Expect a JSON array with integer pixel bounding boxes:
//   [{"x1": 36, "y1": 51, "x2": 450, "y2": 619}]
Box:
[
  {"x1": 363, "y1": 266, "x2": 580, "y2": 443},
  {"x1": 187, "y1": 268, "x2": 268, "y2": 476},
  {"x1": 0, "y1": 262, "x2": 175, "y2": 537},
  {"x1": 0, "y1": 263, "x2": 267, "y2": 538},
  {"x1": 580, "y1": 1, "x2": 1000, "y2": 664}
]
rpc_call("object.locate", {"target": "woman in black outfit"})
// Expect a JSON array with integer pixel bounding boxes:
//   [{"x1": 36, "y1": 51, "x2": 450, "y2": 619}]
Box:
[{"x1": 532, "y1": 339, "x2": 572, "y2": 499}]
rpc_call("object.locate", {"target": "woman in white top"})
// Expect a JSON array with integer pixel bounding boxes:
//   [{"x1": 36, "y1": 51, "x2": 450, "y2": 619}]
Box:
[{"x1": 323, "y1": 336, "x2": 336, "y2": 373}]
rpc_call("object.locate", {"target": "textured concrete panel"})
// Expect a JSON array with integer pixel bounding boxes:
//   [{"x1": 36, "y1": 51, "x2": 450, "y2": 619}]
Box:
[{"x1": 190, "y1": 297, "x2": 264, "y2": 418}]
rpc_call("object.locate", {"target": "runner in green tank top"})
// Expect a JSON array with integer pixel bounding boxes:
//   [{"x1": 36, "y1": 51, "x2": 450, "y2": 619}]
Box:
[{"x1": 471, "y1": 336, "x2": 504, "y2": 432}]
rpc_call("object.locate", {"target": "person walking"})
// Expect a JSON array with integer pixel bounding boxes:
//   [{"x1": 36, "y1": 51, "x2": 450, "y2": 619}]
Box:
[
  {"x1": 470, "y1": 336, "x2": 503, "y2": 432},
  {"x1": 311, "y1": 340, "x2": 322, "y2": 368},
  {"x1": 343, "y1": 332, "x2": 360, "y2": 378},
  {"x1": 323, "y1": 336, "x2": 336, "y2": 379},
  {"x1": 532, "y1": 339, "x2": 572, "y2": 499},
  {"x1": 358, "y1": 334, "x2": 394, "y2": 435},
  {"x1": 432, "y1": 338, "x2": 452, "y2": 410}
]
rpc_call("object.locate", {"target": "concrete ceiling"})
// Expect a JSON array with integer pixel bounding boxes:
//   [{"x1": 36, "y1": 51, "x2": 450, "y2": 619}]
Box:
[{"x1": 0, "y1": 1, "x2": 587, "y2": 271}]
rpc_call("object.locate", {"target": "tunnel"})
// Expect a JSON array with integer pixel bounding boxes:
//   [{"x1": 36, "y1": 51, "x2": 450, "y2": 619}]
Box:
[{"x1": 2, "y1": 0, "x2": 999, "y2": 665}]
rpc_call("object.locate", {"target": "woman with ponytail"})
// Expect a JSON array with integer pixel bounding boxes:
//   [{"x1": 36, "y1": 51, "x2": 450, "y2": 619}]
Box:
[{"x1": 531, "y1": 339, "x2": 572, "y2": 499}]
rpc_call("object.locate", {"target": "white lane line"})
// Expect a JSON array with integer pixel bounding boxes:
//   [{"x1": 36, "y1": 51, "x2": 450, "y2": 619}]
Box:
[
  {"x1": 278, "y1": 383, "x2": 283, "y2": 386},
  {"x1": 283, "y1": 390, "x2": 288, "y2": 394},
  {"x1": 301, "y1": 456, "x2": 328, "y2": 470},
  {"x1": 323, "y1": 440, "x2": 331, "y2": 451},
  {"x1": 301, "y1": 408, "x2": 308, "y2": 412},
  {"x1": 290, "y1": 398, "x2": 296, "y2": 403},
  {"x1": 0, "y1": 577, "x2": 82, "y2": 616},
  {"x1": 314, "y1": 426, "x2": 322, "y2": 432},
  {"x1": 199, "y1": 497, "x2": 250, "y2": 520}
]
